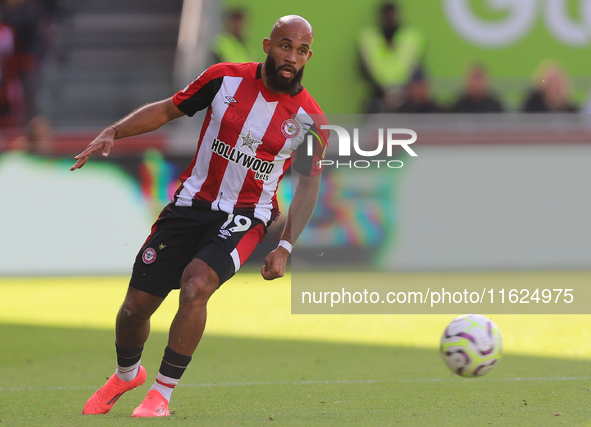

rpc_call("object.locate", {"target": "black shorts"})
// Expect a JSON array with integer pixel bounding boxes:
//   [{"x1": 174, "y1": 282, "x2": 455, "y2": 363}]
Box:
[{"x1": 129, "y1": 203, "x2": 266, "y2": 298}]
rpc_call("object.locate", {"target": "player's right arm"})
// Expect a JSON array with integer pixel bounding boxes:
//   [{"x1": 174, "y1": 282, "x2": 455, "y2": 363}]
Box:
[
  {"x1": 70, "y1": 97, "x2": 185, "y2": 171},
  {"x1": 71, "y1": 63, "x2": 235, "y2": 171}
]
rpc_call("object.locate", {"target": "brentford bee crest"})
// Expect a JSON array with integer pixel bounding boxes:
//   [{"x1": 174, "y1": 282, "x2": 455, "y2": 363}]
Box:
[
  {"x1": 142, "y1": 248, "x2": 157, "y2": 264},
  {"x1": 280, "y1": 118, "x2": 301, "y2": 139}
]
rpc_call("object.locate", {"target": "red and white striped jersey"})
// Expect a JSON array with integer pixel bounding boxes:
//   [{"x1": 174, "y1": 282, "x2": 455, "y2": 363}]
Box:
[{"x1": 172, "y1": 62, "x2": 328, "y2": 224}]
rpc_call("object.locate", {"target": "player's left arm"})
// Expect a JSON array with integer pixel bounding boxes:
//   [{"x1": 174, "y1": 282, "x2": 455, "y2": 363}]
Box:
[{"x1": 261, "y1": 173, "x2": 321, "y2": 281}]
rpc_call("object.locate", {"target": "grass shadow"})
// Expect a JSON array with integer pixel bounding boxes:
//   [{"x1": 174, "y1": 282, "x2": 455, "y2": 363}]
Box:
[{"x1": 1, "y1": 323, "x2": 590, "y2": 426}]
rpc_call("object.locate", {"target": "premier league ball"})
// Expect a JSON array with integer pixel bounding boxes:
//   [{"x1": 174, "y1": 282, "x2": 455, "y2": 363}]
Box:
[{"x1": 440, "y1": 314, "x2": 502, "y2": 377}]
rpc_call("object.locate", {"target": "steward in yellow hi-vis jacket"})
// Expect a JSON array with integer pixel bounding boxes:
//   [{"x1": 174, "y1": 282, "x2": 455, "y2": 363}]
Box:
[{"x1": 358, "y1": 2, "x2": 425, "y2": 113}]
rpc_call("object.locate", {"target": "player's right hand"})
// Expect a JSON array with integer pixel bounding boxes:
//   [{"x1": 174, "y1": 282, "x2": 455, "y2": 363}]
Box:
[{"x1": 70, "y1": 127, "x2": 116, "y2": 171}]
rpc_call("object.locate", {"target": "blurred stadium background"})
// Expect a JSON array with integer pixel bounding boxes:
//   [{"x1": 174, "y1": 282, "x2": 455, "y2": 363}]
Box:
[
  {"x1": 1, "y1": 0, "x2": 591, "y2": 424},
  {"x1": 0, "y1": 0, "x2": 589, "y2": 275}
]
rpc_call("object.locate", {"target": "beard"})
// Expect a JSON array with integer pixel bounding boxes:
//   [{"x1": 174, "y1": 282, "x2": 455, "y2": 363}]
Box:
[{"x1": 263, "y1": 54, "x2": 305, "y2": 95}]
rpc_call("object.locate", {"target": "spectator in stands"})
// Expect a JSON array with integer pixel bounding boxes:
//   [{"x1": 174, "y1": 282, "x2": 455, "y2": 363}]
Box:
[
  {"x1": 358, "y1": 2, "x2": 425, "y2": 113},
  {"x1": 211, "y1": 8, "x2": 256, "y2": 64},
  {"x1": 450, "y1": 64, "x2": 504, "y2": 113},
  {"x1": 390, "y1": 69, "x2": 442, "y2": 113},
  {"x1": 522, "y1": 60, "x2": 578, "y2": 112},
  {"x1": 0, "y1": 0, "x2": 44, "y2": 121},
  {"x1": 6, "y1": 113, "x2": 53, "y2": 152},
  {"x1": 0, "y1": 17, "x2": 25, "y2": 130}
]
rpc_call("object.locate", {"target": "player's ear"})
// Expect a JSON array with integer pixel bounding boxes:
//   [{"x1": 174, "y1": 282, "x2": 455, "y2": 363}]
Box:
[
  {"x1": 263, "y1": 37, "x2": 271, "y2": 54},
  {"x1": 307, "y1": 49, "x2": 313, "y2": 61}
]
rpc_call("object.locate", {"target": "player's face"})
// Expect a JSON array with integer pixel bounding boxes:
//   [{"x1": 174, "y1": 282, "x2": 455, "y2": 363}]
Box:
[
  {"x1": 263, "y1": 19, "x2": 313, "y2": 94},
  {"x1": 263, "y1": 54, "x2": 305, "y2": 94}
]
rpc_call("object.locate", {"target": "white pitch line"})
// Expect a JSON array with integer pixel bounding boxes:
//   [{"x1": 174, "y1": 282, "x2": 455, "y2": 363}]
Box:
[{"x1": 1, "y1": 376, "x2": 589, "y2": 393}]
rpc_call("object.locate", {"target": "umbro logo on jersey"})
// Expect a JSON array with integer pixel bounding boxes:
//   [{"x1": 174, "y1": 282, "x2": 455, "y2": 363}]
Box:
[
  {"x1": 239, "y1": 130, "x2": 262, "y2": 155},
  {"x1": 224, "y1": 95, "x2": 238, "y2": 106},
  {"x1": 218, "y1": 229, "x2": 231, "y2": 239}
]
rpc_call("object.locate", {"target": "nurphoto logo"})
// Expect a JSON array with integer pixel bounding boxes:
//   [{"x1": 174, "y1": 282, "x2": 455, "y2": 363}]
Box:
[{"x1": 308, "y1": 125, "x2": 417, "y2": 169}]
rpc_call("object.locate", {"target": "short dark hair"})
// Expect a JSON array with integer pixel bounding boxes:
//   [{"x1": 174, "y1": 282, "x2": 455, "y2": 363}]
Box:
[
  {"x1": 380, "y1": 2, "x2": 398, "y2": 15},
  {"x1": 226, "y1": 8, "x2": 245, "y2": 21}
]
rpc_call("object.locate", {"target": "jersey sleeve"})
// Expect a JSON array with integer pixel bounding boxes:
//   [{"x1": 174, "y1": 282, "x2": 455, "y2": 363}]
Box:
[
  {"x1": 173, "y1": 66, "x2": 224, "y2": 117},
  {"x1": 292, "y1": 118, "x2": 330, "y2": 177}
]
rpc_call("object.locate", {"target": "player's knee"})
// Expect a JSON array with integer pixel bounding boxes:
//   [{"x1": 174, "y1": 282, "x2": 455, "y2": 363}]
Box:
[
  {"x1": 120, "y1": 298, "x2": 153, "y2": 321},
  {"x1": 179, "y1": 276, "x2": 217, "y2": 309}
]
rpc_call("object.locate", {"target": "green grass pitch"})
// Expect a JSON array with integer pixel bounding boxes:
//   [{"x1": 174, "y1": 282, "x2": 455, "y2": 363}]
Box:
[{"x1": 1, "y1": 272, "x2": 591, "y2": 426}]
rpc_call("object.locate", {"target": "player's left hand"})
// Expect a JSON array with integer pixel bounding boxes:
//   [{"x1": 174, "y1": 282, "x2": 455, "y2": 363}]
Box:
[{"x1": 261, "y1": 246, "x2": 289, "y2": 280}]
